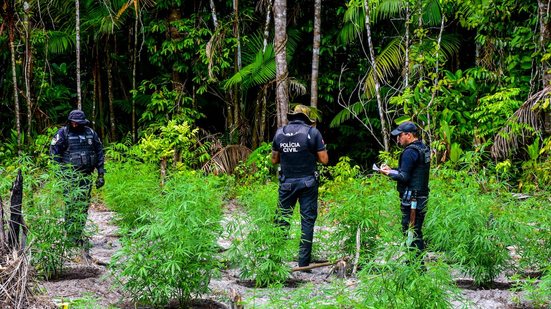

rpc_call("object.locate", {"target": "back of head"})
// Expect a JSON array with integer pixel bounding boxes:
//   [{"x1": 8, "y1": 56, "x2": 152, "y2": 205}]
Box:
[{"x1": 287, "y1": 104, "x2": 314, "y2": 125}]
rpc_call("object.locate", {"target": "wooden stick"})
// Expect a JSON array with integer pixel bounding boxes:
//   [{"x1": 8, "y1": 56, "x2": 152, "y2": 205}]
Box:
[
  {"x1": 352, "y1": 226, "x2": 361, "y2": 275},
  {"x1": 291, "y1": 260, "x2": 340, "y2": 272},
  {"x1": 292, "y1": 261, "x2": 333, "y2": 272}
]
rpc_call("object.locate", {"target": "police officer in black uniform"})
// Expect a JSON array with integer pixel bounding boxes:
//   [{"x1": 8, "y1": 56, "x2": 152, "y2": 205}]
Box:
[
  {"x1": 271, "y1": 105, "x2": 329, "y2": 268},
  {"x1": 50, "y1": 110, "x2": 105, "y2": 252},
  {"x1": 380, "y1": 121, "x2": 430, "y2": 252}
]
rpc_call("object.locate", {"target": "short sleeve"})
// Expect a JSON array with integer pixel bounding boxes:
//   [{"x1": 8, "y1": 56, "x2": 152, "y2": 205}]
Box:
[{"x1": 310, "y1": 128, "x2": 326, "y2": 152}]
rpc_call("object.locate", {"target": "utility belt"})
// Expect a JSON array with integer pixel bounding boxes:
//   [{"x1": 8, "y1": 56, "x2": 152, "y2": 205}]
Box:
[
  {"x1": 400, "y1": 189, "x2": 427, "y2": 206},
  {"x1": 278, "y1": 171, "x2": 319, "y2": 183}
]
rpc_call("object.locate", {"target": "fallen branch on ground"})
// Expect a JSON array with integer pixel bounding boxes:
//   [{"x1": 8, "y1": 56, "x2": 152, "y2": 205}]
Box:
[{"x1": 291, "y1": 258, "x2": 348, "y2": 272}]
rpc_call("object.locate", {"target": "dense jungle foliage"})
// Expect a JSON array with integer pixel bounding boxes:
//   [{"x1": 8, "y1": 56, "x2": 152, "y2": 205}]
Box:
[
  {"x1": 0, "y1": 0, "x2": 549, "y2": 183},
  {"x1": 0, "y1": 0, "x2": 550, "y2": 307}
]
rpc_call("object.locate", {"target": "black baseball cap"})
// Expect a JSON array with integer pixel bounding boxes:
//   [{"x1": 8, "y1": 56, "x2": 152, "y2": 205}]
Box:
[{"x1": 391, "y1": 121, "x2": 418, "y2": 136}]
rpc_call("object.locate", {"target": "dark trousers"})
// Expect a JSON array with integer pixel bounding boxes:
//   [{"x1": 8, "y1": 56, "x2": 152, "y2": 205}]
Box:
[
  {"x1": 276, "y1": 176, "x2": 318, "y2": 267},
  {"x1": 62, "y1": 171, "x2": 93, "y2": 247},
  {"x1": 400, "y1": 197, "x2": 428, "y2": 251}
]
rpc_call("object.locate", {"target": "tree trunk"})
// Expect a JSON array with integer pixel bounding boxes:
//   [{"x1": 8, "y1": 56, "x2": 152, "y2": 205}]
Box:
[
  {"x1": 92, "y1": 61, "x2": 97, "y2": 128},
  {"x1": 132, "y1": 0, "x2": 139, "y2": 142},
  {"x1": 260, "y1": 86, "x2": 268, "y2": 143},
  {"x1": 310, "y1": 0, "x2": 321, "y2": 109},
  {"x1": 24, "y1": 2, "x2": 33, "y2": 140},
  {"x1": 538, "y1": 0, "x2": 551, "y2": 134},
  {"x1": 233, "y1": 0, "x2": 242, "y2": 71},
  {"x1": 252, "y1": 95, "x2": 261, "y2": 148},
  {"x1": 8, "y1": 0, "x2": 21, "y2": 153},
  {"x1": 75, "y1": 0, "x2": 82, "y2": 110},
  {"x1": 426, "y1": 13, "x2": 445, "y2": 146},
  {"x1": 106, "y1": 41, "x2": 116, "y2": 140},
  {"x1": 0, "y1": 196, "x2": 5, "y2": 248},
  {"x1": 209, "y1": 0, "x2": 218, "y2": 28},
  {"x1": 274, "y1": 0, "x2": 289, "y2": 127},
  {"x1": 363, "y1": 0, "x2": 389, "y2": 151},
  {"x1": 96, "y1": 44, "x2": 106, "y2": 138},
  {"x1": 262, "y1": 0, "x2": 273, "y2": 53},
  {"x1": 404, "y1": 3, "x2": 410, "y2": 89},
  {"x1": 168, "y1": 7, "x2": 185, "y2": 106}
]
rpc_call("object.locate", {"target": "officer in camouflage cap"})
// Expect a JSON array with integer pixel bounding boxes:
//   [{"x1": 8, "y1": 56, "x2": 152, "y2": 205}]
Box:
[{"x1": 271, "y1": 104, "x2": 329, "y2": 268}]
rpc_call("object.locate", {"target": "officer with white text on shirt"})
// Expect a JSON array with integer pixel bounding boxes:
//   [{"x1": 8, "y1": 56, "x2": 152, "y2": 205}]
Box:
[{"x1": 271, "y1": 105, "x2": 329, "y2": 268}]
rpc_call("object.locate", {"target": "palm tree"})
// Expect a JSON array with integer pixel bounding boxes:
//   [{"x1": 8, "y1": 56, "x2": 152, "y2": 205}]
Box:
[{"x1": 224, "y1": 30, "x2": 304, "y2": 147}]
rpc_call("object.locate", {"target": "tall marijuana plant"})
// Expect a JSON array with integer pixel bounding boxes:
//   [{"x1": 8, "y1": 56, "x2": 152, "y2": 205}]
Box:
[{"x1": 111, "y1": 171, "x2": 224, "y2": 306}]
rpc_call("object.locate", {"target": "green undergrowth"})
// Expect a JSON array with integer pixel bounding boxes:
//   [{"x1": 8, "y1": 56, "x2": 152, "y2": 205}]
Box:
[
  {"x1": 102, "y1": 161, "x2": 160, "y2": 230},
  {"x1": 226, "y1": 182, "x2": 295, "y2": 287},
  {"x1": 108, "y1": 168, "x2": 226, "y2": 307}
]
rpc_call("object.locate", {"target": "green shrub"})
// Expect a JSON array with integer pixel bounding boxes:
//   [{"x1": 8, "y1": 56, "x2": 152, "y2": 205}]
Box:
[
  {"x1": 111, "y1": 171, "x2": 224, "y2": 306},
  {"x1": 320, "y1": 157, "x2": 398, "y2": 264},
  {"x1": 425, "y1": 176, "x2": 511, "y2": 286},
  {"x1": 234, "y1": 142, "x2": 276, "y2": 186},
  {"x1": 103, "y1": 162, "x2": 160, "y2": 230},
  {"x1": 503, "y1": 195, "x2": 551, "y2": 272},
  {"x1": 322, "y1": 175, "x2": 397, "y2": 263},
  {"x1": 25, "y1": 170, "x2": 69, "y2": 279},
  {"x1": 514, "y1": 268, "x2": 551, "y2": 308},
  {"x1": 261, "y1": 281, "x2": 358, "y2": 308},
  {"x1": 227, "y1": 183, "x2": 293, "y2": 287},
  {"x1": 356, "y1": 248, "x2": 459, "y2": 308}
]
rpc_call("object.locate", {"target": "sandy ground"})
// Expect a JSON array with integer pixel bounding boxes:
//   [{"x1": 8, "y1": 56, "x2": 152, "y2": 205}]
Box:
[{"x1": 37, "y1": 203, "x2": 529, "y2": 309}]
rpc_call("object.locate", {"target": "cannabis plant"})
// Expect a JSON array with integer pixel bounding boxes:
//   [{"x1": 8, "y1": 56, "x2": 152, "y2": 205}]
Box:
[
  {"x1": 111, "y1": 171, "x2": 224, "y2": 306},
  {"x1": 103, "y1": 162, "x2": 160, "y2": 230},
  {"x1": 425, "y1": 177, "x2": 511, "y2": 286},
  {"x1": 26, "y1": 169, "x2": 74, "y2": 279},
  {"x1": 227, "y1": 183, "x2": 293, "y2": 287},
  {"x1": 321, "y1": 157, "x2": 398, "y2": 265},
  {"x1": 356, "y1": 247, "x2": 459, "y2": 308}
]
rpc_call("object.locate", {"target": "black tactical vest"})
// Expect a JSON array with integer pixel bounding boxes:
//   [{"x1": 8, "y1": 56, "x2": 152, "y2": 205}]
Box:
[
  {"x1": 276, "y1": 123, "x2": 316, "y2": 178},
  {"x1": 397, "y1": 141, "x2": 430, "y2": 196},
  {"x1": 61, "y1": 126, "x2": 97, "y2": 173}
]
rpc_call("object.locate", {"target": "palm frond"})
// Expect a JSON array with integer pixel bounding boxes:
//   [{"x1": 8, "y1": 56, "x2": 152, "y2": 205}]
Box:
[
  {"x1": 202, "y1": 145, "x2": 252, "y2": 175},
  {"x1": 491, "y1": 87, "x2": 549, "y2": 159},
  {"x1": 47, "y1": 30, "x2": 75, "y2": 54},
  {"x1": 330, "y1": 101, "x2": 368, "y2": 128},
  {"x1": 439, "y1": 34, "x2": 461, "y2": 58},
  {"x1": 373, "y1": 0, "x2": 405, "y2": 23},
  {"x1": 340, "y1": 2, "x2": 364, "y2": 45},
  {"x1": 364, "y1": 37, "x2": 405, "y2": 99},
  {"x1": 289, "y1": 78, "x2": 307, "y2": 97},
  {"x1": 223, "y1": 29, "x2": 301, "y2": 90},
  {"x1": 422, "y1": 0, "x2": 442, "y2": 27}
]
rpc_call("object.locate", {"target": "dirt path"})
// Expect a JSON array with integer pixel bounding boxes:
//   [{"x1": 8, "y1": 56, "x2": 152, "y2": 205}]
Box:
[
  {"x1": 38, "y1": 203, "x2": 524, "y2": 308},
  {"x1": 39, "y1": 203, "x2": 123, "y2": 308}
]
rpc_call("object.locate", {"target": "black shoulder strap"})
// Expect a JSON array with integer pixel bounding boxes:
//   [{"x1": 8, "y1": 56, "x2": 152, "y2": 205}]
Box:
[{"x1": 406, "y1": 142, "x2": 430, "y2": 164}]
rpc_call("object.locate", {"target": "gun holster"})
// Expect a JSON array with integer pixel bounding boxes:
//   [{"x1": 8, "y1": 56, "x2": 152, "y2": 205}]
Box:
[{"x1": 401, "y1": 190, "x2": 412, "y2": 206}]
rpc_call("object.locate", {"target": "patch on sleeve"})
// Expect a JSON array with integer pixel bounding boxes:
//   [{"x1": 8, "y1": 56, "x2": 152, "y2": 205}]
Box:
[{"x1": 50, "y1": 134, "x2": 60, "y2": 146}]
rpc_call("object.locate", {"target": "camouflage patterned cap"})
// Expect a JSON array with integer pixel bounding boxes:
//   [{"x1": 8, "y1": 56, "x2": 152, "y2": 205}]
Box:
[{"x1": 287, "y1": 104, "x2": 314, "y2": 125}]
